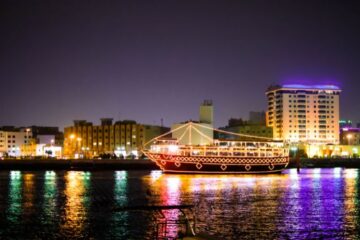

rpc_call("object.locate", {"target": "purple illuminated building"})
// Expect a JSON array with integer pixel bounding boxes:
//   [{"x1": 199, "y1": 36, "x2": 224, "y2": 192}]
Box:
[{"x1": 340, "y1": 127, "x2": 360, "y2": 145}]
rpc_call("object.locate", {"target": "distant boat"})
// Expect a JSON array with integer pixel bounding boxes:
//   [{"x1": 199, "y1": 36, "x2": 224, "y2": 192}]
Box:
[{"x1": 143, "y1": 122, "x2": 289, "y2": 173}]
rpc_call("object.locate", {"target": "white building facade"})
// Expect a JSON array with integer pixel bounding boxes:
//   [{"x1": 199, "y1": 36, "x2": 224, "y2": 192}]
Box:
[
  {"x1": 266, "y1": 84, "x2": 341, "y2": 144},
  {"x1": 0, "y1": 130, "x2": 31, "y2": 157}
]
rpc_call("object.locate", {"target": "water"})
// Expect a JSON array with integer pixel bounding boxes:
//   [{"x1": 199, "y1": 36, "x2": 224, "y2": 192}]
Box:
[{"x1": 0, "y1": 168, "x2": 359, "y2": 239}]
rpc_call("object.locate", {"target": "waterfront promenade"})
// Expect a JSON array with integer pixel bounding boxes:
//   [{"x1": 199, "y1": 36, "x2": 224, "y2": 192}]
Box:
[{"x1": 1, "y1": 158, "x2": 360, "y2": 170}]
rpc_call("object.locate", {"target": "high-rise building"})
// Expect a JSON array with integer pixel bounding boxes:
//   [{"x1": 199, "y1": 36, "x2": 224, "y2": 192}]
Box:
[{"x1": 266, "y1": 84, "x2": 341, "y2": 144}]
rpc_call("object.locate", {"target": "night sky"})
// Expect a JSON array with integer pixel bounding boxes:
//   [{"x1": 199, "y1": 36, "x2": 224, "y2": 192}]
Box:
[{"x1": 1, "y1": 1, "x2": 360, "y2": 129}]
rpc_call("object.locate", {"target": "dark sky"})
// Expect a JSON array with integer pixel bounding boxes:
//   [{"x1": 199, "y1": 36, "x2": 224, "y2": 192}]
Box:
[{"x1": 1, "y1": 0, "x2": 360, "y2": 130}]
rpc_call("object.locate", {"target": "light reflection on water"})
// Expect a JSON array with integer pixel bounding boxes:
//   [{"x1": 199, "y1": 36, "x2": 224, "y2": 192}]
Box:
[
  {"x1": 0, "y1": 168, "x2": 359, "y2": 239},
  {"x1": 110, "y1": 171, "x2": 129, "y2": 239},
  {"x1": 60, "y1": 171, "x2": 89, "y2": 238},
  {"x1": 8, "y1": 171, "x2": 22, "y2": 224},
  {"x1": 42, "y1": 171, "x2": 57, "y2": 224}
]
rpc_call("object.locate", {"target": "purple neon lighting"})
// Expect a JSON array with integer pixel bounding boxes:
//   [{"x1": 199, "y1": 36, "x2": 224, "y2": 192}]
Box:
[
  {"x1": 341, "y1": 127, "x2": 360, "y2": 132},
  {"x1": 282, "y1": 84, "x2": 340, "y2": 90}
]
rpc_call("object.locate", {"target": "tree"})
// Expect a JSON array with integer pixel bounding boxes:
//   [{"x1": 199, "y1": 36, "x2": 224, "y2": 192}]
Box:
[{"x1": 45, "y1": 150, "x2": 53, "y2": 157}]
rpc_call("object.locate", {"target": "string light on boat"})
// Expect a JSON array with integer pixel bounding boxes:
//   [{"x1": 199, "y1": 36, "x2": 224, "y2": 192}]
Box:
[
  {"x1": 152, "y1": 146, "x2": 161, "y2": 152},
  {"x1": 168, "y1": 144, "x2": 179, "y2": 153},
  {"x1": 192, "y1": 150, "x2": 200, "y2": 155},
  {"x1": 268, "y1": 163, "x2": 274, "y2": 170},
  {"x1": 141, "y1": 121, "x2": 289, "y2": 173}
]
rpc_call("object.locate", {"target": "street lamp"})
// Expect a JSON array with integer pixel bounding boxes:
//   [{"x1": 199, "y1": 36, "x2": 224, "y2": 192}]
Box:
[
  {"x1": 81, "y1": 147, "x2": 90, "y2": 159},
  {"x1": 290, "y1": 146, "x2": 298, "y2": 158}
]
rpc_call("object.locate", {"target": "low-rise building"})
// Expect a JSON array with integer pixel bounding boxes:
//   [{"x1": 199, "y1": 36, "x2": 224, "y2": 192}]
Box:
[
  {"x1": 249, "y1": 111, "x2": 266, "y2": 125},
  {"x1": 20, "y1": 139, "x2": 63, "y2": 158},
  {"x1": 0, "y1": 128, "x2": 30, "y2": 157},
  {"x1": 0, "y1": 126, "x2": 63, "y2": 158},
  {"x1": 306, "y1": 144, "x2": 360, "y2": 158},
  {"x1": 25, "y1": 126, "x2": 64, "y2": 146},
  {"x1": 64, "y1": 119, "x2": 168, "y2": 158},
  {"x1": 340, "y1": 128, "x2": 360, "y2": 145},
  {"x1": 218, "y1": 125, "x2": 273, "y2": 141}
]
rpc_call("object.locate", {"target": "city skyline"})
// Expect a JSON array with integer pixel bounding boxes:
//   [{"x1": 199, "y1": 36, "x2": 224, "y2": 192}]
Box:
[{"x1": 1, "y1": 1, "x2": 360, "y2": 129}]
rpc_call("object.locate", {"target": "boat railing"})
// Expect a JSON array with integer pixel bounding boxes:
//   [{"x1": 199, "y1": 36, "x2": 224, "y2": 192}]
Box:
[
  {"x1": 176, "y1": 146, "x2": 288, "y2": 158},
  {"x1": 151, "y1": 143, "x2": 289, "y2": 158}
]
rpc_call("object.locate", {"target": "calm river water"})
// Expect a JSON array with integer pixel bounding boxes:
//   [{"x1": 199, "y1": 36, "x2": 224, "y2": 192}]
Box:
[{"x1": 0, "y1": 168, "x2": 359, "y2": 239}]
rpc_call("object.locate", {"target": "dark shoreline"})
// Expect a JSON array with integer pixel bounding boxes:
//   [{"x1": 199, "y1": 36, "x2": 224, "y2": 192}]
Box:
[
  {"x1": 0, "y1": 159, "x2": 158, "y2": 170},
  {"x1": 288, "y1": 158, "x2": 360, "y2": 169},
  {"x1": 1, "y1": 158, "x2": 360, "y2": 171}
]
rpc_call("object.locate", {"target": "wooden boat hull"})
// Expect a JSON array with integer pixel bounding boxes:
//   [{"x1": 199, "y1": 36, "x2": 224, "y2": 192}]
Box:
[{"x1": 144, "y1": 152, "x2": 289, "y2": 174}]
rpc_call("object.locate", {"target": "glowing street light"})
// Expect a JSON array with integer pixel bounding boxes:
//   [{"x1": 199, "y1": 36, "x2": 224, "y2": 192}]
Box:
[
  {"x1": 290, "y1": 146, "x2": 298, "y2": 157},
  {"x1": 346, "y1": 134, "x2": 353, "y2": 145}
]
